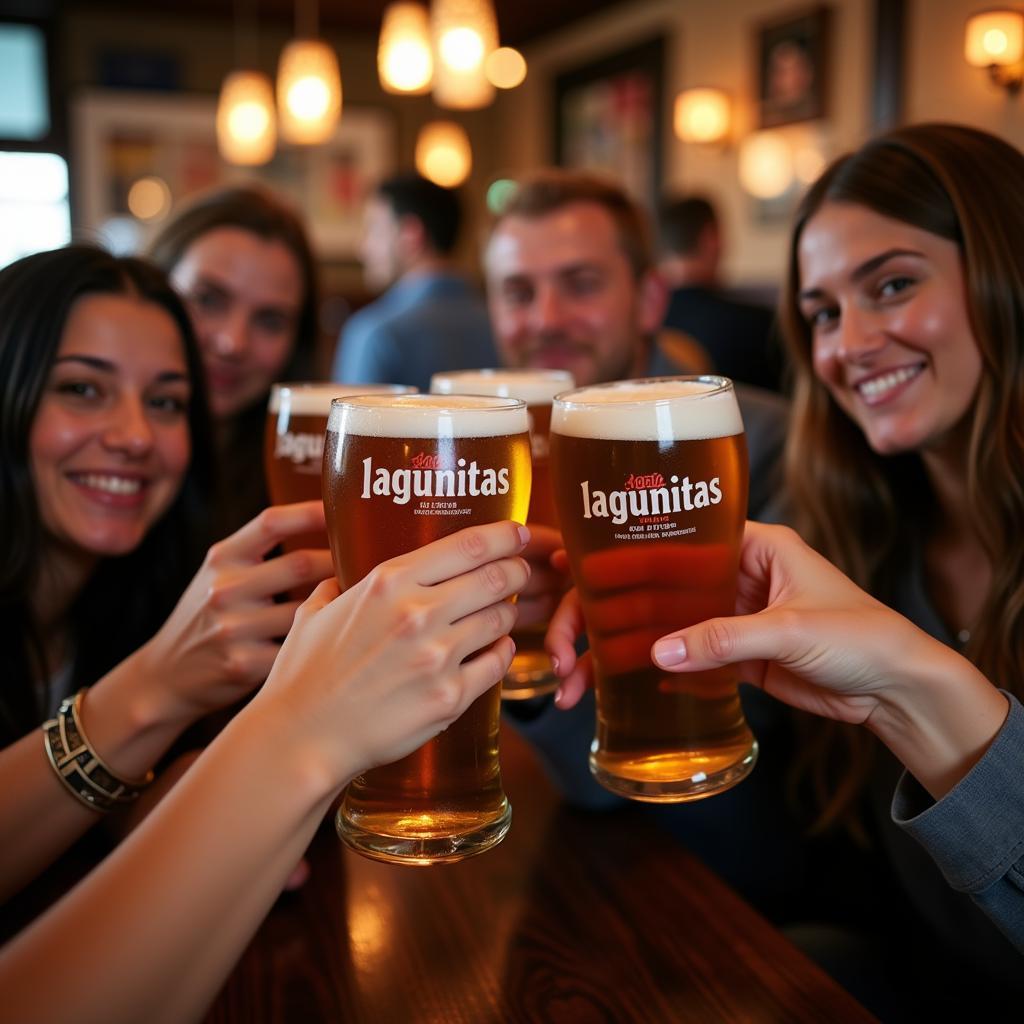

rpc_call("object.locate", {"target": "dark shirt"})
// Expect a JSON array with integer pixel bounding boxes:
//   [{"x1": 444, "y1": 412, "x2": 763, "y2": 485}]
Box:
[{"x1": 663, "y1": 285, "x2": 784, "y2": 392}]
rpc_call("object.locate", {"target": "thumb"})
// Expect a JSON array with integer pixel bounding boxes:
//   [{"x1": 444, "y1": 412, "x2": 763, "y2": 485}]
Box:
[{"x1": 652, "y1": 611, "x2": 788, "y2": 675}]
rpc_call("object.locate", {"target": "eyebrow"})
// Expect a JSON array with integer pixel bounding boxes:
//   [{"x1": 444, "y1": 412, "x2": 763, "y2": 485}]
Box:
[
  {"x1": 192, "y1": 274, "x2": 299, "y2": 316},
  {"x1": 799, "y1": 247, "x2": 926, "y2": 302},
  {"x1": 54, "y1": 355, "x2": 190, "y2": 383}
]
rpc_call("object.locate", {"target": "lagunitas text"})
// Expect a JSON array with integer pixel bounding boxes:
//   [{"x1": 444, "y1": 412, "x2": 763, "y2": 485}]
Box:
[
  {"x1": 361, "y1": 456, "x2": 511, "y2": 505},
  {"x1": 580, "y1": 473, "x2": 722, "y2": 525},
  {"x1": 275, "y1": 432, "x2": 324, "y2": 464}
]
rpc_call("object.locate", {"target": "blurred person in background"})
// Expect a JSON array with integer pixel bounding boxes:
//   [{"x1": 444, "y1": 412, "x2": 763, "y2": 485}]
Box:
[
  {"x1": 658, "y1": 194, "x2": 784, "y2": 392},
  {"x1": 149, "y1": 185, "x2": 320, "y2": 538},
  {"x1": 332, "y1": 173, "x2": 497, "y2": 392}
]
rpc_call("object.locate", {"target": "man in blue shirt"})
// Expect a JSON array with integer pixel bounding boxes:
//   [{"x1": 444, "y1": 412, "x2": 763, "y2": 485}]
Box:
[{"x1": 331, "y1": 174, "x2": 497, "y2": 391}]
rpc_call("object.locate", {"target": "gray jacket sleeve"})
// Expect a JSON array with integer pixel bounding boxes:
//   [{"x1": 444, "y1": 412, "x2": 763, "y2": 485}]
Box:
[{"x1": 892, "y1": 692, "x2": 1024, "y2": 952}]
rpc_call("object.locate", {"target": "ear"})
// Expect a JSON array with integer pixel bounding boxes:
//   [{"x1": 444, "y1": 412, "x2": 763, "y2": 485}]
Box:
[
  {"x1": 396, "y1": 214, "x2": 428, "y2": 260},
  {"x1": 638, "y1": 269, "x2": 668, "y2": 334}
]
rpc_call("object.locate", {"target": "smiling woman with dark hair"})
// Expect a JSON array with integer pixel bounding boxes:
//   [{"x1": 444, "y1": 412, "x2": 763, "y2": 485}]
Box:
[{"x1": 0, "y1": 245, "x2": 332, "y2": 924}]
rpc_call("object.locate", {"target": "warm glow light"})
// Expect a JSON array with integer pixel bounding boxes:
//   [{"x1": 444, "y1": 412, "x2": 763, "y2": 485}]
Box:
[
  {"x1": 431, "y1": 0, "x2": 497, "y2": 108},
  {"x1": 793, "y1": 144, "x2": 827, "y2": 185},
  {"x1": 673, "y1": 88, "x2": 730, "y2": 144},
  {"x1": 485, "y1": 47, "x2": 526, "y2": 89},
  {"x1": 378, "y1": 2, "x2": 432, "y2": 93},
  {"x1": 440, "y1": 27, "x2": 485, "y2": 71},
  {"x1": 415, "y1": 120, "x2": 472, "y2": 187},
  {"x1": 965, "y1": 9, "x2": 1024, "y2": 66},
  {"x1": 738, "y1": 131, "x2": 794, "y2": 199},
  {"x1": 217, "y1": 71, "x2": 276, "y2": 166},
  {"x1": 126, "y1": 176, "x2": 171, "y2": 221},
  {"x1": 277, "y1": 39, "x2": 342, "y2": 145}
]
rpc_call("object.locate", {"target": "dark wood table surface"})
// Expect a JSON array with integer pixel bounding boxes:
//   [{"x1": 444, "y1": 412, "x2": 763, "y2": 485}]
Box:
[{"x1": 205, "y1": 725, "x2": 876, "y2": 1023}]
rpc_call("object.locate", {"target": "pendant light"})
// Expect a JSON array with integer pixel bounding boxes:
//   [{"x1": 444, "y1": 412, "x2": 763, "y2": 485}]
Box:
[
  {"x1": 277, "y1": 0, "x2": 342, "y2": 144},
  {"x1": 378, "y1": 2, "x2": 433, "y2": 94}
]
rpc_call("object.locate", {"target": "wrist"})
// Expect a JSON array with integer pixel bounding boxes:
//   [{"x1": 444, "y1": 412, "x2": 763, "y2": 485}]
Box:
[{"x1": 865, "y1": 632, "x2": 1008, "y2": 799}]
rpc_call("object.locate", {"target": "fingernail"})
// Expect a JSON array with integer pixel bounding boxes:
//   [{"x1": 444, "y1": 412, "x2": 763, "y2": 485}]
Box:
[
  {"x1": 550, "y1": 654, "x2": 560, "y2": 674},
  {"x1": 554, "y1": 686, "x2": 564, "y2": 707},
  {"x1": 653, "y1": 637, "x2": 687, "y2": 667},
  {"x1": 517, "y1": 525, "x2": 530, "y2": 547}
]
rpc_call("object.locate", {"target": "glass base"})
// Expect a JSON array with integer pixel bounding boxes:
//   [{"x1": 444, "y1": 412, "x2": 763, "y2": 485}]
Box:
[
  {"x1": 590, "y1": 741, "x2": 758, "y2": 803},
  {"x1": 335, "y1": 800, "x2": 512, "y2": 865},
  {"x1": 501, "y1": 649, "x2": 559, "y2": 700}
]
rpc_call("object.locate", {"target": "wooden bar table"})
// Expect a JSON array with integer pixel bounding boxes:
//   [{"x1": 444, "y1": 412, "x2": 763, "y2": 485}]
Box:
[{"x1": 205, "y1": 725, "x2": 876, "y2": 1023}]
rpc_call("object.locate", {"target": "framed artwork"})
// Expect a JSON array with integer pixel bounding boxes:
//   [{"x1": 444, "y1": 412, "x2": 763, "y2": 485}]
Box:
[
  {"x1": 72, "y1": 90, "x2": 395, "y2": 260},
  {"x1": 554, "y1": 36, "x2": 665, "y2": 211},
  {"x1": 756, "y1": 6, "x2": 831, "y2": 129}
]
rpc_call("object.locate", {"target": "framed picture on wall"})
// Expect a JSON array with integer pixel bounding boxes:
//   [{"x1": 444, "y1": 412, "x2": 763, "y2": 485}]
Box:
[
  {"x1": 72, "y1": 90, "x2": 395, "y2": 261},
  {"x1": 553, "y1": 36, "x2": 665, "y2": 212},
  {"x1": 756, "y1": 6, "x2": 831, "y2": 129}
]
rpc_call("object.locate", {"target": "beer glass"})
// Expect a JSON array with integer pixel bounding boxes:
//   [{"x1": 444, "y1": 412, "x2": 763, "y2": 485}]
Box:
[
  {"x1": 549, "y1": 376, "x2": 756, "y2": 802},
  {"x1": 324, "y1": 393, "x2": 532, "y2": 864},
  {"x1": 264, "y1": 382, "x2": 415, "y2": 554},
  {"x1": 430, "y1": 369, "x2": 574, "y2": 699}
]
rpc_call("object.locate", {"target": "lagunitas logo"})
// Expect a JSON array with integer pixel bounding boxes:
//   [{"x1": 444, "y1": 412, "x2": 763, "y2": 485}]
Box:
[
  {"x1": 361, "y1": 454, "x2": 510, "y2": 505},
  {"x1": 275, "y1": 431, "x2": 324, "y2": 465},
  {"x1": 581, "y1": 471, "x2": 722, "y2": 525}
]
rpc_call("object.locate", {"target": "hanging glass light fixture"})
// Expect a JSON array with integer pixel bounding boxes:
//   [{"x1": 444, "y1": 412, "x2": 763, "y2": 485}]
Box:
[
  {"x1": 378, "y1": 2, "x2": 433, "y2": 94},
  {"x1": 217, "y1": 70, "x2": 277, "y2": 166},
  {"x1": 217, "y1": 0, "x2": 276, "y2": 165},
  {"x1": 415, "y1": 120, "x2": 472, "y2": 187},
  {"x1": 430, "y1": 0, "x2": 498, "y2": 109},
  {"x1": 277, "y1": 0, "x2": 342, "y2": 144}
]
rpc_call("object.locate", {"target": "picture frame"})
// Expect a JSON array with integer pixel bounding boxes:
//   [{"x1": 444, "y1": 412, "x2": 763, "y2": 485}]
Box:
[
  {"x1": 756, "y1": 6, "x2": 831, "y2": 129},
  {"x1": 71, "y1": 90, "x2": 395, "y2": 261},
  {"x1": 553, "y1": 36, "x2": 665, "y2": 211}
]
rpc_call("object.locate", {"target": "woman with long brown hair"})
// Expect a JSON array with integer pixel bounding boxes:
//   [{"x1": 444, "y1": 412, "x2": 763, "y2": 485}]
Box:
[{"x1": 551, "y1": 124, "x2": 1024, "y2": 1012}]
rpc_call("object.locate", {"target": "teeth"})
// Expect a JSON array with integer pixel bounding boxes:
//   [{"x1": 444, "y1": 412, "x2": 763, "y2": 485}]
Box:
[
  {"x1": 75, "y1": 474, "x2": 143, "y2": 495},
  {"x1": 857, "y1": 365, "x2": 923, "y2": 399}
]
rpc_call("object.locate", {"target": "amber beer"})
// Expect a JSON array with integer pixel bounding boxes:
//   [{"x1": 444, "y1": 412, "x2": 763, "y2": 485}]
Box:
[
  {"x1": 430, "y1": 369, "x2": 574, "y2": 698},
  {"x1": 324, "y1": 394, "x2": 531, "y2": 864},
  {"x1": 264, "y1": 382, "x2": 415, "y2": 553},
  {"x1": 549, "y1": 376, "x2": 756, "y2": 802}
]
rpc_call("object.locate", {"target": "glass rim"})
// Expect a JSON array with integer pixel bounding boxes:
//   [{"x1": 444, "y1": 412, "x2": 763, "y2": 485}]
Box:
[
  {"x1": 329, "y1": 392, "x2": 527, "y2": 413},
  {"x1": 552, "y1": 375, "x2": 734, "y2": 409},
  {"x1": 431, "y1": 368, "x2": 575, "y2": 384},
  {"x1": 270, "y1": 381, "x2": 416, "y2": 394}
]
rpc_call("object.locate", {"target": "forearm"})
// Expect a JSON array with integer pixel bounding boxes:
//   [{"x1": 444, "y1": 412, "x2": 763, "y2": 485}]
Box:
[
  {"x1": 0, "y1": 650, "x2": 193, "y2": 902},
  {"x1": 0, "y1": 704, "x2": 338, "y2": 1024},
  {"x1": 866, "y1": 633, "x2": 1010, "y2": 800}
]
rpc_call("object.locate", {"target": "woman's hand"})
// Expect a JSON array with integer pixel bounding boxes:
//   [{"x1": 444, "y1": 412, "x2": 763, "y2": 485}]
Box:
[
  {"x1": 515, "y1": 524, "x2": 570, "y2": 630},
  {"x1": 135, "y1": 501, "x2": 335, "y2": 725},
  {"x1": 253, "y1": 521, "x2": 531, "y2": 788}
]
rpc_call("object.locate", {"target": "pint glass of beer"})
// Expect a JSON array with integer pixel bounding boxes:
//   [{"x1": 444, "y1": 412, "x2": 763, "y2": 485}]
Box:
[
  {"x1": 430, "y1": 369, "x2": 574, "y2": 699},
  {"x1": 264, "y1": 382, "x2": 415, "y2": 553},
  {"x1": 549, "y1": 376, "x2": 756, "y2": 802},
  {"x1": 324, "y1": 394, "x2": 532, "y2": 864}
]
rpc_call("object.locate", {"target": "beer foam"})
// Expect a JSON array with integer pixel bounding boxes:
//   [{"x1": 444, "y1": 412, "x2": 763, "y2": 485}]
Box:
[
  {"x1": 551, "y1": 377, "x2": 743, "y2": 441},
  {"x1": 431, "y1": 369, "x2": 574, "y2": 404},
  {"x1": 327, "y1": 393, "x2": 529, "y2": 438},
  {"x1": 270, "y1": 383, "x2": 414, "y2": 416}
]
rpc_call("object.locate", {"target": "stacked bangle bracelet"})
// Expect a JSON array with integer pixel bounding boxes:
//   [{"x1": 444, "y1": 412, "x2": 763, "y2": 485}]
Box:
[{"x1": 42, "y1": 688, "x2": 154, "y2": 813}]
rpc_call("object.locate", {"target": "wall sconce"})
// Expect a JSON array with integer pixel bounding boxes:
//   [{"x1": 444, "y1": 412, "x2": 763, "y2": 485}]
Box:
[
  {"x1": 673, "y1": 88, "x2": 731, "y2": 145},
  {"x1": 415, "y1": 120, "x2": 472, "y2": 187},
  {"x1": 738, "y1": 131, "x2": 794, "y2": 199},
  {"x1": 378, "y1": 2, "x2": 433, "y2": 94},
  {"x1": 965, "y1": 8, "x2": 1024, "y2": 94}
]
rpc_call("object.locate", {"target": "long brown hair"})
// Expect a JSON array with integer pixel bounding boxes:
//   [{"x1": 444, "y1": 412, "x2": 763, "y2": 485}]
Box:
[{"x1": 780, "y1": 123, "x2": 1024, "y2": 832}]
